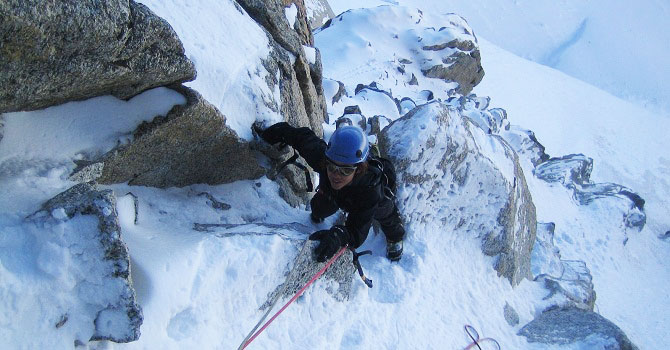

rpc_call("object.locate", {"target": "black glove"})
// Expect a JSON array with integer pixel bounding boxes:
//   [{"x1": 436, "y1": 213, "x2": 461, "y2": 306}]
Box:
[
  {"x1": 309, "y1": 226, "x2": 349, "y2": 262},
  {"x1": 259, "y1": 122, "x2": 292, "y2": 145}
]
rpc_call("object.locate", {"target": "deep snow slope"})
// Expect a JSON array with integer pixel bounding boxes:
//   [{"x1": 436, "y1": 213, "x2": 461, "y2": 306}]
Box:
[{"x1": 329, "y1": 0, "x2": 670, "y2": 113}]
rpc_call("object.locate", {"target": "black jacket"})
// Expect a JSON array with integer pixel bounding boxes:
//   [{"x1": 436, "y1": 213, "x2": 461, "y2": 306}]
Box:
[{"x1": 279, "y1": 125, "x2": 384, "y2": 248}]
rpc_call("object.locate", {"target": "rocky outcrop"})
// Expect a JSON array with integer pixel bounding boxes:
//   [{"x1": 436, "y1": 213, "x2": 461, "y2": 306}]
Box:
[
  {"x1": 469, "y1": 98, "x2": 648, "y2": 232},
  {"x1": 304, "y1": 0, "x2": 336, "y2": 30},
  {"x1": 91, "y1": 86, "x2": 264, "y2": 188},
  {"x1": 379, "y1": 102, "x2": 536, "y2": 285},
  {"x1": 519, "y1": 307, "x2": 639, "y2": 350},
  {"x1": 420, "y1": 39, "x2": 485, "y2": 95},
  {"x1": 316, "y1": 6, "x2": 484, "y2": 99},
  {"x1": 262, "y1": 41, "x2": 326, "y2": 136},
  {"x1": 239, "y1": 0, "x2": 329, "y2": 206},
  {"x1": 238, "y1": 0, "x2": 327, "y2": 133},
  {"x1": 532, "y1": 223, "x2": 596, "y2": 310},
  {"x1": 534, "y1": 154, "x2": 646, "y2": 230},
  {"x1": 0, "y1": 0, "x2": 196, "y2": 113},
  {"x1": 239, "y1": 0, "x2": 313, "y2": 54},
  {"x1": 29, "y1": 182, "x2": 142, "y2": 343}
]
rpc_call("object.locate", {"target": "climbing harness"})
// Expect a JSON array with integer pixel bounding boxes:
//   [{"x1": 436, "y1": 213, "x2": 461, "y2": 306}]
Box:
[
  {"x1": 238, "y1": 244, "x2": 349, "y2": 349},
  {"x1": 368, "y1": 156, "x2": 396, "y2": 201},
  {"x1": 463, "y1": 324, "x2": 501, "y2": 350},
  {"x1": 253, "y1": 122, "x2": 314, "y2": 192},
  {"x1": 272, "y1": 147, "x2": 314, "y2": 192}
]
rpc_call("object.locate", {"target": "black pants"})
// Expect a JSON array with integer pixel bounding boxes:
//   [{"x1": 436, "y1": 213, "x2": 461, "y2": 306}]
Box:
[{"x1": 310, "y1": 191, "x2": 405, "y2": 243}]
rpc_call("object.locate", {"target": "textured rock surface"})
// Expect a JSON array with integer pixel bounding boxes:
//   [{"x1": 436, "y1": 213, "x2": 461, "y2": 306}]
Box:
[
  {"x1": 380, "y1": 102, "x2": 536, "y2": 285},
  {"x1": 421, "y1": 39, "x2": 485, "y2": 95},
  {"x1": 251, "y1": 0, "x2": 327, "y2": 134},
  {"x1": 0, "y1": 0, "x2": 195, "y2": 113},
  {"x1": 263, "y1": 239, "x2": 355, "y2": 306},
  {"x1": 97, "y1": 86, "x2": 265, "y2": 187},
  {"x1": 238, "y1": 0, "x2": 312, "y2": 54},
  {"x1": 519, "y1": 307, "x2": 639, "y2": 350},
  {"x1": 30, "y1": 182, "x2": 142, "y2": 343},
  {"x1": 244, "y1": 0, "x2": 328, "y2": 206},
  {"x1": 504, "y1": 302, "x2": 520, "y2": 326}
]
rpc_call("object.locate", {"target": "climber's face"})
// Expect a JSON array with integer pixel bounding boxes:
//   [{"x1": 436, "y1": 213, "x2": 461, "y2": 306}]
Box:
[{"x1": 326, "y1": 159, "x2": 357, "y2": 190}]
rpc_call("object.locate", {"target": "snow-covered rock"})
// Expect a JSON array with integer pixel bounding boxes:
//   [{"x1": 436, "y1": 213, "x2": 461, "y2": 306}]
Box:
[
  {"x1": 16, "y1": 182, "x2": 142, "y2": 345},
  {"x1": 238, "y1": 0, "x2": 313, "y2": 57},
  {"x1": 380, "y1": 101, "x2": 536, "y2": 285},
  {"x1": 315, "y1": 6, "x2": 484, "y2": 98},
  {"x1": 533, "y1": 223, "x2": 596, "y2": 312},
  {"x1": 93, "y1": 86, "x2": 264, "y2": 188},
  {"x1": 236, "y1": 0, "x2": 327, "y2": 136},
  {"x1": 539, "y1": 260, "x2": 596, "y2": 311},
  {"x1": 304, "y1": 0, "x2": 335, "y2": 30},
  {"x1": 519, "y1": 307, "x2": 639, "y2": 350},
  {"x1": 0, "y1": 0, "x2": 195, "y2": 113},
  {"x1": 534, "y1": 154, "x2": 647, "y2": 231}
]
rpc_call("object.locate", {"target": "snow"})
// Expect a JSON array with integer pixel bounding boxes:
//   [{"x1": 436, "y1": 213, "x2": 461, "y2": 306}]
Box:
[
  {"x1": 1, "y1": 1, "x2": 669, "y2": 350},
  {"x1": 330, "y1": 0, "x2": 670, "y2": 114},
  {"x1": 303, "y1": 45, "x2": 317, "y2": 64},
  {"x1": 285, "y1": 3, "x2": 298, "y2": 28},
  {"x1": 136, "y1": 0, "x2": 282, "y2": 140}
]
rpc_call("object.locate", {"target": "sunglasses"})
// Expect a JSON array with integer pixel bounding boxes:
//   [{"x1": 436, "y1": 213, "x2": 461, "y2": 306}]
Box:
[{"x1": 326, "y1": 160, "x2": 357, "y2": 176}]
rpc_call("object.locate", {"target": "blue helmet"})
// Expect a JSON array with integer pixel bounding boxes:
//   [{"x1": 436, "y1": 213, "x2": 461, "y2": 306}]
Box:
[{"x1": 326, "y1": 126, "x2": 369, "y2": 164}]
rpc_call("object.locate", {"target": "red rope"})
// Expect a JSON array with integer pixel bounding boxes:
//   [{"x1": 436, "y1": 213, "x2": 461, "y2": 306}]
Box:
[{"x1": 240, "y1": 245, "x2": 349, "y2": 349}]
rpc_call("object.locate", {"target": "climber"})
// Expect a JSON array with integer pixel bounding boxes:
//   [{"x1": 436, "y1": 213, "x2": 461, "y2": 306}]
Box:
[{"x1": 257, "y1": 122, "x2": 405, "y2": 262}]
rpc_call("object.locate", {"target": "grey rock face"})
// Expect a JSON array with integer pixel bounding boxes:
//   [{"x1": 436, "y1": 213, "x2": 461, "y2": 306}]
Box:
[
  {"x1": 0, "y1": 0, "x2": 196, "y2": 113},
  {"x1": 368, "y1": 115, "x2": 393, "y2": 136},
  {"x1": 519, "y1": 307, "x2": 639, "y2": 350},
  {"x1": 0, "y1": 115, "x2": 4, "y2": 144},
  {"x1": 421, "y1": 40, "x2": 485, "y2": 95},
  {"x1": 504, "y1": 303, "x2": 520, "y2": 326},
  {"x1": 248, "y1": 1, "x2": 329, "y2": 206},
  {"x1": 30, "y1": 182, "x2": 142, "y2": 343},
  {"x1": 97, "y1": 86, "x2": 264, "y2": 187},
  {"x1": 263, "y1": 239, "x2": 355, "y2": 307},
  {"x1": 238, "y1": 0, "x2": 313, "y2": 55},
  {"x1": 501, "y1": 127, "x2": 549, "y2": 167},
  {"x1": 380, "y1": 102, "x2": 536, "y2": 285},
  {"x1": 329, "y1": 79, "x2": 347, "y2": 106}
]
